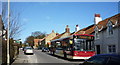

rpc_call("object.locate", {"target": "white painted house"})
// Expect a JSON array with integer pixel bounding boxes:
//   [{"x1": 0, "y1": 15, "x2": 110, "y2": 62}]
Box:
[{"x1": 94, "y1": 13, "x2": 120, "y2": 54}]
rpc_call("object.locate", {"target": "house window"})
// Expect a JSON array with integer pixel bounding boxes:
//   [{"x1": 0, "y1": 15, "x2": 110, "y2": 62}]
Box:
[
  {"x1": 108, "y1": 45, "x2": 116, "y2": 53},
  {"x1": 95, "y1": 32, "x2": 99, "y2": 39},
  {"x1": 107, "y1": 21, "x2": 113, "y2": 35},
  {"x1": 96, "y1": 33, "x2": 99, "y2": 39},
  {"x1": 108, "y1": 25, "x2": 113, "y2": 35},
  {"x1": 95, "y1": 27, "x2": 99, "y2": 39}
]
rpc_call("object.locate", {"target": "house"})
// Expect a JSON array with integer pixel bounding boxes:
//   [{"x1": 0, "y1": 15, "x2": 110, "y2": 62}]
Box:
[
  {"x1": 34, "y1": 39, "x2": 43, "y2": 48},
  {"x1": 70, "y1": 13, "x2": 120, "y2": 55},
  {"x1": 41, "y1": 30, "x2": 58, "y2": 48},
  {"x1": 94, "y1": 13, "x2": 120, "y2": 54},
  {"x1": 52, "y1": 25, "x2": 71, "y2": 40}
]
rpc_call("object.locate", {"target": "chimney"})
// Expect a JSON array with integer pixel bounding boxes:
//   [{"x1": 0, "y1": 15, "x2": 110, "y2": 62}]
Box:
[
  {"x1": 65, "y1": 25, "x2": 70, "y2": 33},
  {"x1": 75, "y1": 24, "x2": 80, "y2": 32},
  {"x1": 56, "y1": 33, "x2": 59, "y2": 36},
  {"x1": 94, "y1": 14, "x2": 102, "y2": 24},
  {"x1": 52, "y1": 30, "x2": 54, "y2": 33}
]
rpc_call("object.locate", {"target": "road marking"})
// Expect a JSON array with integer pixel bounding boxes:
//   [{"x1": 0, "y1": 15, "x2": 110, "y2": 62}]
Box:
[
  {"x1": 26, "y1": 54, "x2": 38, "y2": 63},
  {"x1": 34, "y1": 54, "x2": 38, "y2": 63}
]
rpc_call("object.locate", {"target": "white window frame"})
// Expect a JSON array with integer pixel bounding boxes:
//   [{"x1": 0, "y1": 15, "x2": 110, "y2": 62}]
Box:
[
  {"x1": 107, "y1": 20, "x2": 113, "y2": 36},
  {"x1": 107, "y1": 45, "x2": 116, "y2": 54},
  {"x1": 95, "y1": 26, "x2": 99, "y2": 40}
]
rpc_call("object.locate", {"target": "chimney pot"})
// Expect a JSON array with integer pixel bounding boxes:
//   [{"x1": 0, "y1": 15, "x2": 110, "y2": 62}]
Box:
[
  {"x1": 52, "y1": 30, "x2": 54, "y2": 33},
  {"x1": 56, "y1": 33, "x2": 59, "y2": 36},
  {"x1": 94, "y1": 14, "x2": 102, "y2": 24},
  {"x1": 95, "y1": 14, "x2": 100, "y2": 17}
]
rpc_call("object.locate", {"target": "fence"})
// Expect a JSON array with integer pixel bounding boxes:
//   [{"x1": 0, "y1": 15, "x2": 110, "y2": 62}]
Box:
[{"x1": 2, "y1": 39, "x2": 19, "y2": 65}]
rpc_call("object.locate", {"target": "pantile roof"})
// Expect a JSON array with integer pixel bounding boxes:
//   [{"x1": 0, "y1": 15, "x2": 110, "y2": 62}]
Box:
[
  {"x1": 96, "y1": 13, "x2": 120, "y2": 31},
  {"x1": 72, "y1": 24, "x2": 95, "y2": 35},
  {"x1": 51, "y1": 13, "x2": 120, "y2": 41}
]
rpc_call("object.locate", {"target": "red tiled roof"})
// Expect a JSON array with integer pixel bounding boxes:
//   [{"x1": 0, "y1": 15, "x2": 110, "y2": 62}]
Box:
[
  {"x1": 52, "y1": 13, "x2": 120, "y2": 41},
  {"x1": 51, "y1": 32, "x2": 65, "y2": 40},
  {"x1": 96, "y1": 13, "x2": 120, "y2": 30},
  {"x1": 73, "y1": 24, "x2": 95, "y2": 35},
  {"x1": 73, "y1": 13, "x2": 120, "y2": 35},
  {"x1": 34, "y1": 39, "x2": 43, "y2": 43}
]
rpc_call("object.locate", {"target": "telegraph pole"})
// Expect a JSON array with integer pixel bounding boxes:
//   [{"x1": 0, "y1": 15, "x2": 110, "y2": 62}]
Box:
[
  {"x1": 0, "y1": 11, "x2": 2, "y2": 65},
  {"x1": 7, "y1": 0, "x2": 10, "y2": 65},
  {"x1": 0, "y1": 1, "x2": 3, "y2": 65}
]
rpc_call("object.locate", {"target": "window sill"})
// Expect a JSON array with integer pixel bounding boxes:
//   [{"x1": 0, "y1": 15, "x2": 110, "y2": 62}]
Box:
[{"x1": 95, "y1": 38, "x2": 100, "y2": 40}]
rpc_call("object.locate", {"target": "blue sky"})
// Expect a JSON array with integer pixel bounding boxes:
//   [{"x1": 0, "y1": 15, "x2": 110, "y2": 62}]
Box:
[
  {"x1": 2, "y1": 0, "x2": 120, "y2": 2},
  {"x1": 0, "y1": 1, "x2": 2, "y2": 15},
  {"x1": 10, "y1": 2, "x2": 118, "y2": 42}
]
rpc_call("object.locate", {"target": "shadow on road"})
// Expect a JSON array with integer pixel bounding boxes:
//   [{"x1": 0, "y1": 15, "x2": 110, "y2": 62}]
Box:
[
  {"x1": 46, "y1": 53, "x2": 84, "y2": 62},
  {"x1": 12, "y1": 63, "x2": 80, "y2": 65}
]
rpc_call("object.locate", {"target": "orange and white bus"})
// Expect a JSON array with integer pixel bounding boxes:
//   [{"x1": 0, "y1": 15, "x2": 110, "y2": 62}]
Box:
[{"x1": 50, "y1": 34, "x2": 95, "y2": 59}]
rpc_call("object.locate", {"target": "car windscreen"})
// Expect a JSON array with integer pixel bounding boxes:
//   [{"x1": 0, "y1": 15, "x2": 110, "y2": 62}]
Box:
[{"x1": 25, "y1": 47, "x2": 32, "y2": 50}]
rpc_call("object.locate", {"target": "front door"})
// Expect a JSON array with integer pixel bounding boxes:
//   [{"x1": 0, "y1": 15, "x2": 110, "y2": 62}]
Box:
[{"x1": 96, "y1": 45, "x2": 100, "y2": 54}]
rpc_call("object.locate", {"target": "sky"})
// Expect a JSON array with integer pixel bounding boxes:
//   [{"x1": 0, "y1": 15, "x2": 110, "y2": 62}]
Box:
[
  {"x1": 9, "y1": 2, "x2": 118, "y2": 42},
  {"x1": 0, "y1": 1, "x2": 1, "y2": 15},
  {"x1": 2, "y1": 0, "x2": 120, "y2": 2}
]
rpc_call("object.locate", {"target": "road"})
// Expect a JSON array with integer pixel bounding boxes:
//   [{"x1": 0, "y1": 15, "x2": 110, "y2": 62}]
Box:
[{"x1": 12, "y1": 49, "x2": 84, "y2": 65}]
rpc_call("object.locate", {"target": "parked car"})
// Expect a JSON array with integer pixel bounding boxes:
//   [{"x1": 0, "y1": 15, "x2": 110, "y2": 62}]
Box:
[
  {"x1": 79, "y1": 54, "x2": 120, "y2": 65},
  {"x1": 42, "y1": 47, "x2": 49, "y2": 52},
  {"x1": 24, "y1": 47, "x2": 34, "y2": 54}
]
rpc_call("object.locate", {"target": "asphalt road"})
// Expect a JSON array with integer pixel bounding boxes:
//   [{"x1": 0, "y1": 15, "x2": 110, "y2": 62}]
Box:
[{"x1": 12, "y1": 49, "x2": 84, "y2": 65}]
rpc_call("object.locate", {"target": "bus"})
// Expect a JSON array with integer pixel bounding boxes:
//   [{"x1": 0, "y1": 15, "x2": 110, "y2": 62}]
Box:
[{"x1": 50, "y1": 34, "x2": 95, "y2": 59}]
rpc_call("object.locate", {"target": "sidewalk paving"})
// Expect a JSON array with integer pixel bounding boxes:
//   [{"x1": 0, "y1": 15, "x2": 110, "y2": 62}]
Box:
[{"x1": 11, "y1": 50, "x2": 29, "y2": 65}]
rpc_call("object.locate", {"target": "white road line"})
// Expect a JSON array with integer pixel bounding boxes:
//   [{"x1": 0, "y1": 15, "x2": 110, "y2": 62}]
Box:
[
  {"x1": 34, "y1": 54, "x2": 38, "y2": 63},
  {"x1": 26, "y1": 54, "x2": 38, "y2": 63}
]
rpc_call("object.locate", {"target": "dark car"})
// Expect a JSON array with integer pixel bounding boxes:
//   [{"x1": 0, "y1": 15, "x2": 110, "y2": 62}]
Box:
[
  {"x1": 80, "y1": 54, "x2": 120, "y2": 65},
  {"x1": 42, "y1": 47, "x2": 49, "y2": 52}
]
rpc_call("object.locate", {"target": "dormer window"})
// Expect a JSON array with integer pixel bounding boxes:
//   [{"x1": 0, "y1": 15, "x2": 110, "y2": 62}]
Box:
[{"x1": 107, "y1": 20, "x2": 113, "y2": 35}]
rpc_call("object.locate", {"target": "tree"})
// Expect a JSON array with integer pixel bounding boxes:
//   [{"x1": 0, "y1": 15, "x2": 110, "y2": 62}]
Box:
[
  {"x1": 25, "y1": 31, "x2": 46, "y2": 47},
  {"x1": 1, "y1": 3, "x2": 22, "y2": 64},
  {"x1": 2, "y1": 3, "x2": 22, "y2": 39},
  {"x1": 25, "y1": 36, "x2": 34, "y2": 47},
  {"x1": 31, "y1": 31, "x2": 46, "y2": 39}
]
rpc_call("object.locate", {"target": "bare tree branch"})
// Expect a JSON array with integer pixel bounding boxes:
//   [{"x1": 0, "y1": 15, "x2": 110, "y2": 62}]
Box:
[{"x1": 2, "y1": 3, "x2": 22, "y2": 39}]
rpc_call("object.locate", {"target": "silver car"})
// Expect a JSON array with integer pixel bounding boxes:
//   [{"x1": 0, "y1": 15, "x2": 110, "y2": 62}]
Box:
[{"x1": 24, "y1": 47, "x2": 34, "y2": 54}]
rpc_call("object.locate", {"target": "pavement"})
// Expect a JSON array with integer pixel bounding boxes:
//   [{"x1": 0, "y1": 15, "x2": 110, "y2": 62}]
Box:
[
  {"x1": 12, "y1": 50, "x2": 29, "y2": 64},
  {"x1": 11, "y1": 50, "x2": 38, "y2": 65}
]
